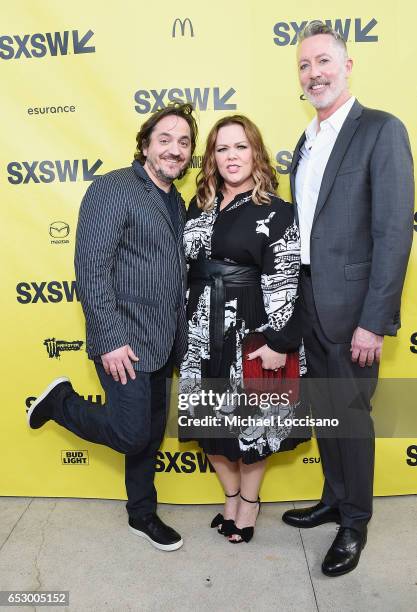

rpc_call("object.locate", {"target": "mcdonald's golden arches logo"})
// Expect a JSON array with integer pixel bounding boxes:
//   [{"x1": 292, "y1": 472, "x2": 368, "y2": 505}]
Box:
[{"x1": 172, "y1": 18, "x2": 194, "y2": 38}]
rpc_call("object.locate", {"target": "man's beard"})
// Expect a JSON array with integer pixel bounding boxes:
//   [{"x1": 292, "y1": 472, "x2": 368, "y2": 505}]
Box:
[
  {"x1": 304, "y1": 75, "x2": 346, "y2": 110},
  {"x1": 149, "y1": 156, "x2": 185, "y2": 183}
]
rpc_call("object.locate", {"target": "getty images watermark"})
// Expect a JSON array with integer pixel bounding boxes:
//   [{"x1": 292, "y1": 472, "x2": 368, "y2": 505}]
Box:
[
  {"x1": 167, "y1": 377, "x2": 417, "y2": 440},
  {"x1": 177, "y1": 388, "x2": 339, "y2": 430}
]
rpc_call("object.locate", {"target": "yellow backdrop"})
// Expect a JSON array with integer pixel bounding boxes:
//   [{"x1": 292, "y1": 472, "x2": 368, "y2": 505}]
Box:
[{"x1": 1, "y1": 1, "x2": 416, "y2": 503}]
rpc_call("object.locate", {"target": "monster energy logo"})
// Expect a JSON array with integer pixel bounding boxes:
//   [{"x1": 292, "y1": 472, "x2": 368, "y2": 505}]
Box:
[{"x1": 44, "y1": 338, "x2": 84, "y2": 359}]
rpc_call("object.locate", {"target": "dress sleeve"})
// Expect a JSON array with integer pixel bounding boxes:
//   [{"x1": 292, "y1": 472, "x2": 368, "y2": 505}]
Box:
[
  {"x1": 260, "y1": 202, "x2": 302, "y2": 353},
  {"x1": 186, "y1": 195, "x2": 198, "y2": 220}
]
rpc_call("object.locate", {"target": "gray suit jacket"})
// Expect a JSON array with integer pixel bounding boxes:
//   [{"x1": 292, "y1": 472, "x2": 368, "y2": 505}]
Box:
[
  {"x1": 75, "y1": 161, "x2": 188, "y2": 372},
  {"x1": 290, "y1": 100, "x2": 414, "y2": 342}
]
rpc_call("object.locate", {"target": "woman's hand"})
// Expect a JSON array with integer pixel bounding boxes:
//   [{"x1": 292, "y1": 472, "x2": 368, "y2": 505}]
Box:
[{"x1": 247, "y1": 344, "x2": 287, "y2": 371}]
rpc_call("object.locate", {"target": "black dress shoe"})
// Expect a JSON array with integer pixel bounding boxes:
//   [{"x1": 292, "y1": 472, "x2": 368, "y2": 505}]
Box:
[
  {"x1": 27, "y1": 377, "x2": 72, "y2": 429},
  {"x1": 128, "y1": 514, "x2": 183, "y2": 551},
  {"x1": 210, "y1": 513, "x2": 235, "y2": 537},
  {"x1": 229, "y1": 495, "x2": 261, "y2": 544},
  {"x1": 282, "y1": 502, "x2": 340, "y2": 528},
  {"x1": 322, "y1": 527, "x2": 367, "y2": 577}
]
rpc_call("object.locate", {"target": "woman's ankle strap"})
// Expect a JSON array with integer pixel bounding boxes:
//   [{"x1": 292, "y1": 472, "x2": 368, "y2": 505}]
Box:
[
  {"x1": 225, "y1": 490, "x2": 240, "y2": 498},
  {"x1": 240, "y1": 494, "x2": 260, "y2": 504}
]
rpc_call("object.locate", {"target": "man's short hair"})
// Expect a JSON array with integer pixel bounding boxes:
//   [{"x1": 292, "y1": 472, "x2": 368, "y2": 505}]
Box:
[
  {"x1": 134, "y1": 102, "x2": 198, "y2": 168},
  {"x1": 298, "y1": 21, "x2": 348, "y2": 58}
]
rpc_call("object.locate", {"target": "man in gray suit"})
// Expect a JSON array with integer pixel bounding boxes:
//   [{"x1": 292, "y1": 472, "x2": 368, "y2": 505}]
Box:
[
  {"x1": 282, "y1": 22, "x2": 414, "y2": 576},
  {"x1": 28, "y1": 103, "x2": 198, "y2": 551}
]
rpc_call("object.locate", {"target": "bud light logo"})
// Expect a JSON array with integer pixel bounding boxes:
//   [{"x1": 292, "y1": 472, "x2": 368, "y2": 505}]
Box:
[{"x1": 61, "y1": 450, "x2": 89, "y2": 465}]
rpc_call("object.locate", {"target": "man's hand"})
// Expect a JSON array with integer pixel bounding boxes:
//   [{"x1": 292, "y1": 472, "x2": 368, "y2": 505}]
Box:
[
  {"x1": 101, "y1": 345, "x2": 139, "y2": 384},
  {"x1": 351, "y1": 327, "x2": 383, "y2": 367},
  {"x1": 247, "y1": 344, "x2": 287, "y2": 370}
]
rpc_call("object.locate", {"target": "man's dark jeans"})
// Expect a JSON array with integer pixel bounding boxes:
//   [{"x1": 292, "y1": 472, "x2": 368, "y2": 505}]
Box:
[{"x1": 53, "y1": 358, "x2": 173, "y2": 518}]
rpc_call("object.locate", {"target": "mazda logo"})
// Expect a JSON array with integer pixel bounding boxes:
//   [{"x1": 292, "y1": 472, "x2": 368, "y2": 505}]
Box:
[{"x1": 49, "y1": 221, "x2": 70, "y2": 238}]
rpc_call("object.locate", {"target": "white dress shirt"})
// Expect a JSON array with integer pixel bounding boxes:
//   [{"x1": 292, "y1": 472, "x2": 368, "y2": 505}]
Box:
[{"x1": 295, "y1": 96, "x2": 356, "y2": 264}]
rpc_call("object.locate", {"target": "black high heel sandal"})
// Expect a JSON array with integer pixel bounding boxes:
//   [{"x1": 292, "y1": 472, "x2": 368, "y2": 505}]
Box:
[
  {"x1": 210, "y1": 490, "x2": 240, "y2": 537},
  {"x1": 229, "y1": 494, "x2": 261, "y2": 543}
]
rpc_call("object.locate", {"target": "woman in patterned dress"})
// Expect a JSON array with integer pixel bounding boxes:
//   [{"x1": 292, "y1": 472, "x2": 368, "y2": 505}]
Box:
[{"x1": 179, "y1": 115, "x2": 307, "y2": 542}]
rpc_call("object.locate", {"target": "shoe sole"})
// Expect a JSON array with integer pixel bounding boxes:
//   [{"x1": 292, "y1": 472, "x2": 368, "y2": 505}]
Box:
[
  {"x1": 128, "y1": 525, "x2": 183, "y2": 551},
  {"x1": 321, "y1": 538, "x2": 366, "y2": 577},
  {"x1": 282, "y1": 516, "x2": 341, "y2": 528},
  {"x1": 27, "y1": 377, "x2": 70, "y2": 428},
  {"x1": 321, "y1": 561, "x2": 360, "y2": 577}
]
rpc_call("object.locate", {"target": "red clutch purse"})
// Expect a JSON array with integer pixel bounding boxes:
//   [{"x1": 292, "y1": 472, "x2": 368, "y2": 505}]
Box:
[{"x1": 242, "y1": 332, "x2": 300, "y2": 401}]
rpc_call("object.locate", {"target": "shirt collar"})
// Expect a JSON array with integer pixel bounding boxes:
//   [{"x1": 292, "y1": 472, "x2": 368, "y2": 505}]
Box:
[{"x1": 305, "y1": 96, "x2": 356, "y2": 145}]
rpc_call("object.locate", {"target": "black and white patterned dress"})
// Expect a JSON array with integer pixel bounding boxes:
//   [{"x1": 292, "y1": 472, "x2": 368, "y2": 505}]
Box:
[{"x1": 179, "y1": 190, "x2": 308, "y2": 463}]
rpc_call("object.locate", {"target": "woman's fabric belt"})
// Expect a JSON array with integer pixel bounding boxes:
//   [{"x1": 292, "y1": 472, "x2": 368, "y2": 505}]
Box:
[{"x1": 189, "y1": 259, "x2": 261, "y2": 376}]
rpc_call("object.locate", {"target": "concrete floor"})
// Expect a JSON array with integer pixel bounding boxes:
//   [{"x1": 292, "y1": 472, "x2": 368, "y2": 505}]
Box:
[{"x1": 0, "y1": 496, "x2": 416, "y2": 612}]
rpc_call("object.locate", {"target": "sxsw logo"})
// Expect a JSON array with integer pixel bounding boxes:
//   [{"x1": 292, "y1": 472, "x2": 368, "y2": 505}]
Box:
[
  {"x1": 276, "y1": 150, "x2": 293, "y2": 175},
  {"x1": 16, "y1": 281, "x2": 79, "y2": 304},
  {"x1": 7, "y1": 159, "x2": 102, "y2": 184},
  {"x1": 61, "y1": 450, "x2": 89, "y2": 465},
  {"x1": 155, "y1": 451, "x2": 215, "y2": 473},
  {"x1": 0, "y1": 30, "x2": 95, "y2": 60},
  {"x1": 410, "y1": 332, "x2": 417, "y2": 354},
  {"x1": 172, "y1": 18, "x2": 194, "y2": 38},
  {"x1": 407, "y1": 445, "x2": 417, "y2": 466},
  {"x1": 134, "y1": 87, "x2": 236, "y2": 113},
  {"x1": 273, "y1": 18, "x2": 378, "y2": 46}
]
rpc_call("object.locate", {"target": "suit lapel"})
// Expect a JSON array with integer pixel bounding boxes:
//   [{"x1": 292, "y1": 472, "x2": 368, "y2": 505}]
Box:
[
  {"x1": 312, "y1": 101, "x2": 363, "y2": 225},
  {"x1": 147, "y1": 188, "x2": 176, "y2": 234},
  {"x1": 172, "y1": 186, "x2": 187, "y2": 246},
  {"x1": 290, "y1": 132, "x2": 306, "y2": 225},
  {"x1": 132, "y1": 160, "x2": 177, "y2": 238}
]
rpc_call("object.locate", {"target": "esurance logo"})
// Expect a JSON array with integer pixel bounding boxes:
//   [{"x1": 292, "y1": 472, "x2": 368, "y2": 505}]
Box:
[
  {"x1": 16, "y1": 281, "x2": 79, "y2": 304},
  {"x1": 0, "y1": 30, "x2": 95, "y2": 60},
  {"x1": 7, "y1": 159, "x2": 102, "y2": 184},
  {"x1": 134, "y1": 87, "x2": 236, "y2": 114},
  {"x1": 273, "y1": 18, "x2": 378, "y2": 46}
]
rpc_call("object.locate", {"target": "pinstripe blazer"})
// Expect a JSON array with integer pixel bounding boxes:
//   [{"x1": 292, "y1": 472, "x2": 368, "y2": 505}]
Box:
[{"x1": 74, "y1": 161, "x2": 188, "y2": 372}]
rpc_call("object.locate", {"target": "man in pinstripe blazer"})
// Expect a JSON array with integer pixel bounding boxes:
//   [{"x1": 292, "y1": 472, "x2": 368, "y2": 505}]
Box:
[{"x1": 28, "y1": 103, "x2": 198, "y2": 551}]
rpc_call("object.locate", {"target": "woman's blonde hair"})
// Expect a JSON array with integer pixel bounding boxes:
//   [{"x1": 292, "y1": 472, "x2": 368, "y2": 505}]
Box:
[{"x1": 196, "y1": 115, "x2": 278, "y2": 210}]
